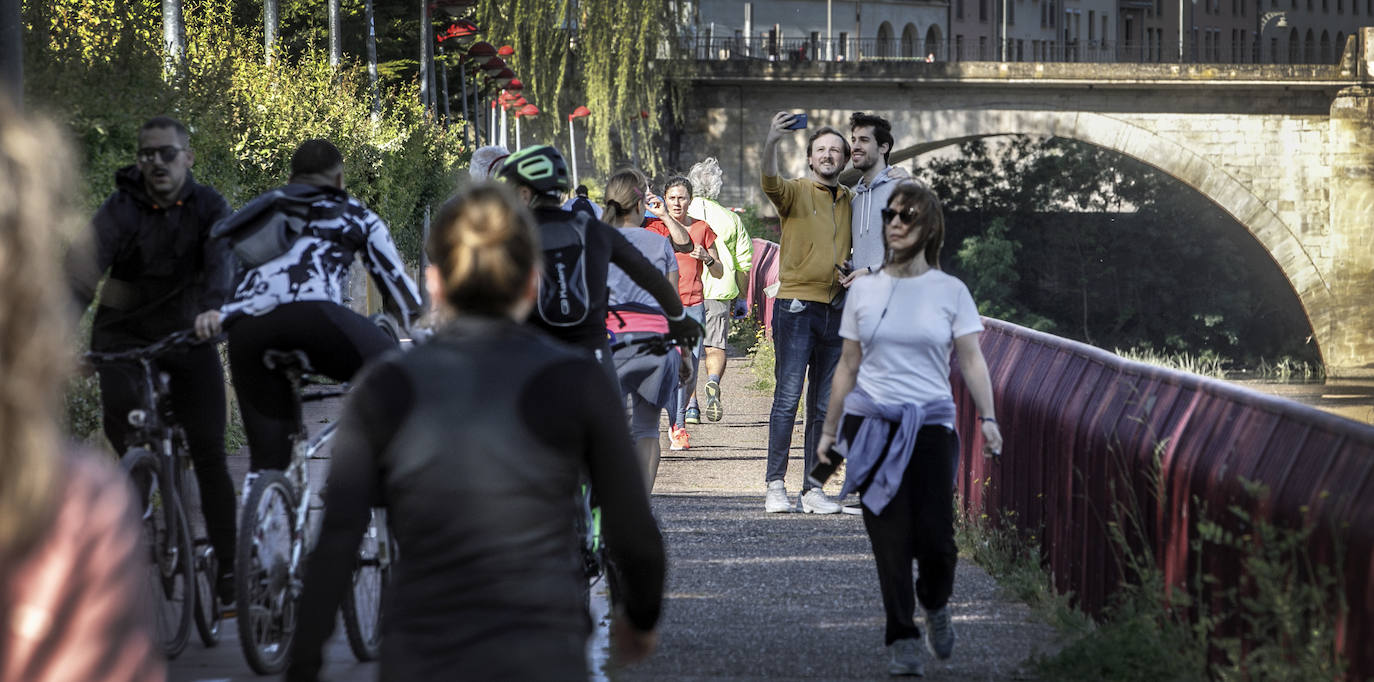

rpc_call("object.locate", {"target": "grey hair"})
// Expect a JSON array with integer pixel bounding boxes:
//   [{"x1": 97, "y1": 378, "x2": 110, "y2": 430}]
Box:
[{"x1": 686, "y1": 157, "x2": 724, "y2": 200}]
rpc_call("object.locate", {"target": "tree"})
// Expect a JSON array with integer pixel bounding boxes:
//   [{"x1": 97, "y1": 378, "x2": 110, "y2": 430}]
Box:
[{"x1": 473, "y1": 0, "x2": 683, "y2": 175}]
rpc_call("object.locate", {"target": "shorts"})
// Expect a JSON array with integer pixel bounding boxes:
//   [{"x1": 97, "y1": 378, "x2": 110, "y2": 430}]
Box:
[
  {"x1": 703, "y1": 298, "x2": 731, "y2": 349},
  {"x1": 613, "y1": 331, "x2": 678, "y2": 413}
]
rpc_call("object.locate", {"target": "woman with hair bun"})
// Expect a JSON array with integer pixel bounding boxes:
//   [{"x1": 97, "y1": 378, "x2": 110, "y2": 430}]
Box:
[{"x1": 287, "y1": 184, "x2": 665, "y2": 681}]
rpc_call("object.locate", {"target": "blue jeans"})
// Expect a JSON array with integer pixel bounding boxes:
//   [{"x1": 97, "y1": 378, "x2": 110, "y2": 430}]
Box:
[
  {"x1": 666, "y1": 303, "x2": 705, "y2": 427},
  {"x1": 766, "y1": 297, "x2": 844, "y2": 491}
]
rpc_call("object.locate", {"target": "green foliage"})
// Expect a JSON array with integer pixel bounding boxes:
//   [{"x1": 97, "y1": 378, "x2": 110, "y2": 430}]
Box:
[
  {"x1": 1114, "y1": 347, "x2": 1230, "y2": 379},
  {"x1": 999, "y1": 448, "x2": 1352, "y2": 680},
  {"x1": 473, "y1": 0, "x2": 684, "y2": 175},
  {"x1": 24, "y1": 0, "x2": 464, "y2": 265},
  {"x1": 735, "y1": 205, "x2": 779, "y2": 241},
  {"x1": 742, "y1": 323, "x2": 775, "y2": 393},
  {"x1": 920, "y1": 136, "x2": 1319, "y2": 369}
]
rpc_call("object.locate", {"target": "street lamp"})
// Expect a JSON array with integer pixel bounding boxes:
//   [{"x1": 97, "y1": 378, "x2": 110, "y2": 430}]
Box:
[
  {"x1": 568, "y1": 105, "x2": 591, "y2": 188},
  {"x1": 514, "y1": 103, "x2": 539, "y2": 150}
]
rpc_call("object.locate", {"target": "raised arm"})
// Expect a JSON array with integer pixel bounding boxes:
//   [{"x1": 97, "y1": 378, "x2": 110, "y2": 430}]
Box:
[
  {"x1": 645, "y1": 195, "x2": 693, "y2": 253},
  {"x1": 762, "y1": 112, "x2": 798, "y2": 179}
]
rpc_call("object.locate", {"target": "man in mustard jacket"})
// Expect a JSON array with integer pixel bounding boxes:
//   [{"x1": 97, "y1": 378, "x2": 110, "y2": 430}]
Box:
[{"x1": 760, "y1": 112, "x2": 853, "y2": 515}]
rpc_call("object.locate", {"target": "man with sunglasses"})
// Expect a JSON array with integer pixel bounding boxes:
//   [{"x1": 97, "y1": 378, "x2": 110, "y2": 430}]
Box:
[{"x1": 69, "y1": 116, "x2": 238, "y2": 604}]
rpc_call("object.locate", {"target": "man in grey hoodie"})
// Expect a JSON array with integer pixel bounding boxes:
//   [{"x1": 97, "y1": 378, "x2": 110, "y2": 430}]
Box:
[{"x1": 841, "y1": 112, "x2": 906, "y2": 286}]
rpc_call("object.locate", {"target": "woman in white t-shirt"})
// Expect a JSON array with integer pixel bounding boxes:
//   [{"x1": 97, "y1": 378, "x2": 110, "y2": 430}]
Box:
[{"x1": 816, "y1": 181, "x2": 1003, "y2": 677}]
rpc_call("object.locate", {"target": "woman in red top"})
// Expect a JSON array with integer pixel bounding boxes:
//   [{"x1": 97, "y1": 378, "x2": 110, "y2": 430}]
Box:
[{"x1": 643, "y1": 177, "x2": 724, "y2": 448}]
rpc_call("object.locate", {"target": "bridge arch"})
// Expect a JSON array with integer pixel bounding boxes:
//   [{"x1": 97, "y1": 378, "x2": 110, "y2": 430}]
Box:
[{"x1": 884, "y1": 110, "x2": 1332, "y2": 360}]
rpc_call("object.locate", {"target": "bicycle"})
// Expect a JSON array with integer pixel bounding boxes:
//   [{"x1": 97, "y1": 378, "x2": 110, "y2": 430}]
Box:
[
  {"x1": 83, "y1": 329, "x2": 224, "y2": 658},
  {"x1": 577, "y1": 332, "x2": 685, "y2": 609},
  {"x1": 234, "y1": 348, "x2": 395, "y2": 675}
]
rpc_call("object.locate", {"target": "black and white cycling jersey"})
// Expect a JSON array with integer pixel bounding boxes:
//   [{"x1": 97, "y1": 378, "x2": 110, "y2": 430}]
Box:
[{"x1": 221, "y1": 184, "x2": 422, "y2": 323}]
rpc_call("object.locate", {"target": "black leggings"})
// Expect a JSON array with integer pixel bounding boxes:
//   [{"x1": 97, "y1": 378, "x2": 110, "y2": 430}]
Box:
[
  {"x1": 843, "y1": 416, "x2": 960, "y2": 646},
  {"x1": 228, "y1": 301, "x2": 395, "y2": 471},
  {"x1": 98, "y1": 343, "x2": 237, "y2": 573}
]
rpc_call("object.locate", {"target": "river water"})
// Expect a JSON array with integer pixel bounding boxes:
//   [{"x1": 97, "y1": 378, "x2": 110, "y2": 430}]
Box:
[{"x1": 1230, "y1": 378, "x2": 1374, "y2": 425}]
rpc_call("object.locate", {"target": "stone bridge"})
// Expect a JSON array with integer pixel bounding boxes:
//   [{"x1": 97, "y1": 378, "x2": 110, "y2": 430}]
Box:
[{"x1": 671, "y1": 28, "x2": 1374, "y2": 377}]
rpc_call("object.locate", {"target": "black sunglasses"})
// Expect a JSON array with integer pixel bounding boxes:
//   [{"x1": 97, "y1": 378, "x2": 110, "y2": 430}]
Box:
[
  {"x1": 881, "y1": 206, "x2": 921, "y2": 225},
  {"x1": 136, "y1": 145, "x2": 184, "y2": 164}
]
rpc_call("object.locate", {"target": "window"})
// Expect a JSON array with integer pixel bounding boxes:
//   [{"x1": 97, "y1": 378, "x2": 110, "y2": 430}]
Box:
[
  {"x1": 1050, "y1": 0, "x2": 1057, "y2": 26},
  {"x1": 1323, "y1": 0, "x2": 1329, "y2": 11},
  {"x1": 1010, "y1": 0, "x2": 1016, "y2": 24},
  {"x1": 1041, "y1": 1, "x2": 1048, "y2": 26},
  {"x1": 1088, "y1": 10, "x2": 1095, "y2": 39},
  {"x1": 980, "y1": 0, "x2": 989, "y2": 22},
  {"x1": 957, "y1": 0, "x2": 965, "y2": 20},
  {"x1": 839, "y1": 32, "x2": 849, "y2": 58},
  {"x1": 1103, "y1": 15, "x2": 1109, "y2": 44},
  {"x1": 1338, "y1": 0, "x2": 1344, "y2": 12},
  {"x1": 1017, "y1": 39, "x2": 1024, "y2": 60},
  {"x1": 956, "y1": 34, "x2": 965, "y2": 60}
]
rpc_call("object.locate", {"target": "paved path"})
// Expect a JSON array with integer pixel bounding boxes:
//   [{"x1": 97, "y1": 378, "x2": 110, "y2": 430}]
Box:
[{"x1": 171, "y1": 345, "x2": 1054, "y2": 680}]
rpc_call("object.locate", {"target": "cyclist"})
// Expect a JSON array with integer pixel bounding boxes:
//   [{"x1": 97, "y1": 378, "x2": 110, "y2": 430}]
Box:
[
  {"x1": 495, "y1": 145, "x2": 701, "y2": 379},
  {"x1": 217, "y1": 139, "x2": 421, "y2": 477},
  {"x1": 286, "y1": 184, "x2": 664, "y2": 680},
  {"x1": 66, "y1": 115, "x2": 238, "y2": 604}
]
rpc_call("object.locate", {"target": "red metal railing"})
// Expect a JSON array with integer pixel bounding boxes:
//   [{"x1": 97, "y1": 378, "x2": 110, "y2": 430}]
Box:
[{"x1": 953, "y1": 318, "x2": 1374, "y2": 679}]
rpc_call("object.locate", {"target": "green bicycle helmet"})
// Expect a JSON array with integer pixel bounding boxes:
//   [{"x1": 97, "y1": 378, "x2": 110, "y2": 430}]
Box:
[{"x1": 497, "y1": 145, "x2": 572, "y2": 195}]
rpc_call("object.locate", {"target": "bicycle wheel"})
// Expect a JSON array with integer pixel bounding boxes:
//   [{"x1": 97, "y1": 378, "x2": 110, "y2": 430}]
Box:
[
  {"x1": 180, "y1": 460, "x2": 222, "y2": 647},
  {"x1": 192, "y1": 543, "x2": 221, "y2": 647},
  {"x1": 235, "y1": 470, "x2": 299, "y2": 675},
  {"x1": 122, "y1": 448, "x2": 194, "y2": 659},
  {"x1": 341, "y1": 507, "x2": 393, "y2": 661}
]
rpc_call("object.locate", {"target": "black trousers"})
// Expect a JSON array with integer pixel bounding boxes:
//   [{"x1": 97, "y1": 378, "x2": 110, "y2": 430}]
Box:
[
  {"x1": 228, "y1": 301, "x2": 395, "y2": 471},
  {"x1": 844, "y1": 416, "x2": 960, "y2": 646},
  {"x1": 98, "y1": 342, "x2": 237, "y2": 573}
]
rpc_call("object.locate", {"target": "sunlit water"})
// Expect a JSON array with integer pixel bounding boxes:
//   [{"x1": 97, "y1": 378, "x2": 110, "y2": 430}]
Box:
[{"x1": 1229, "y1": 378, "x2": 1374, "y2": 425}]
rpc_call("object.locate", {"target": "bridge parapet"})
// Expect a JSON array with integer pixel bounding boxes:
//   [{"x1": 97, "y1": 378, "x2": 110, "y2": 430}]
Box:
[{"x1": 953, "y1": 318, "x2": 1374, "y2": 677}]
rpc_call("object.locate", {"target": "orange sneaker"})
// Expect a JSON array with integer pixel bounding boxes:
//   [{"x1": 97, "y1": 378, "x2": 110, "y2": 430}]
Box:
[{"x1": 669, "y1": 425, "x2": 690, "y2": 451}]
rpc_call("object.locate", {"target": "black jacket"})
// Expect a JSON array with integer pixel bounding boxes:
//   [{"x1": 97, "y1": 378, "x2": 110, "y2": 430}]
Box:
[
  {"x1": 71, "y1": 165, "x2": 232, "y2": 349},
  {"x1": 288, "y1": 316, "x2": 665, "y2": 680}
]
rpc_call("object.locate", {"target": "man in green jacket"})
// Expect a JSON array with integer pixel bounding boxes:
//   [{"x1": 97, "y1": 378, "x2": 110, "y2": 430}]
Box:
[{"x1": 760, "y1": 112, "x2": 852, "y2": 515}]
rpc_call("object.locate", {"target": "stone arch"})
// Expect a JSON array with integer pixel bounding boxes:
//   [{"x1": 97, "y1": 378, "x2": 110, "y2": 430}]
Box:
[
  {"x1": 1289, "y1": 27, "x2": 1301, "y2": 62},
  {"x1": 902, "y1": 23, "x2": 920, "y2": 58},
  {"x1": 1321, "y1": 30, "x2": 1332, "y2": 63},
  {"x1": 877, "y1": 22, "x2": 895, "y2": 58},
  {"x1": 925, "y1": 25, "x2": 943, "y2": 60},
  {"x1": 1305, "y1": 28, "x2": 1316, "y2": 62},
  {"x1": 883, "y1": 110, "x2": 1331, "y2": 362}
]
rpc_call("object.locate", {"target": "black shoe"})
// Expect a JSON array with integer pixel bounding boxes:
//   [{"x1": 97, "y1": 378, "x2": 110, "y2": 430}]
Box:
[{"x1": 216, "y1": 570, "x2": 236, "y2": 606}]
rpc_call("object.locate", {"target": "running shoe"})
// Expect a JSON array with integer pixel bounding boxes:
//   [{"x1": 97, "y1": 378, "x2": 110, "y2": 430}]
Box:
[
  {"x1": 887, "y1": 638, "x2": 925, "y2": 676},
  {"x1": 685, "y1": 406, "x2": 701, "y2": 424},
  {"x1": 925, "y1": 606, "x2": 955, "y2": 660},
  {"x1": 703, "y1": 380, "x2": 724, "y2": 422},
  {"x1": 669, "y1": 425, "x2": 690, "y2": 451}
]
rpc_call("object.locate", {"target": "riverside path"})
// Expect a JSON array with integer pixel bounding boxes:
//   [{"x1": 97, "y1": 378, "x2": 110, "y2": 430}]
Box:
[{"x1": 170, "y1": 346, "x2": 1055, "y2": 681}]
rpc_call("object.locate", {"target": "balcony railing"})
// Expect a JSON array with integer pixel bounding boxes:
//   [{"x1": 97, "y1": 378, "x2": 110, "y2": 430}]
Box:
[{"x1": 682, "y1": 36, "x2": 1345, "y2": 66}]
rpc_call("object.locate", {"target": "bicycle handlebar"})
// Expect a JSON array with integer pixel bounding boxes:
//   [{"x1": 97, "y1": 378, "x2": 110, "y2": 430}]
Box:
[{"x1": 83, "y1": 328, "x2": 217, "y2": 366}]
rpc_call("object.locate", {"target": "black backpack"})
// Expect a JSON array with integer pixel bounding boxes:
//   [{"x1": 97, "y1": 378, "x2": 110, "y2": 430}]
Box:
[
  {"x1": 211, "y1": 188, "x2": 348, "y2": 267},
  {"x1": 536, "y1": 211, "x2": 593, "y2": 327}
]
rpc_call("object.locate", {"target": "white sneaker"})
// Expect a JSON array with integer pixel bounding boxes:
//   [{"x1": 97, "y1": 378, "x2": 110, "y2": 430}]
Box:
[
  {"x1": 800, "y1": 488, "x2": 841, "y2": 514},
  {"x1": 764, "y1": 480, "x2": 791, "y2": 513}
]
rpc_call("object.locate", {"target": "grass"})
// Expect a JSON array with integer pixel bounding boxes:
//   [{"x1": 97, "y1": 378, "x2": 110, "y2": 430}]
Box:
[
  {"x1": 731, "y1": 315, "x2": 776, "y2": 394},
  {"x1": 1114, "y1": 347, "x2": 1229, "y2": 378},
  {"x1": 957, "y1": 447, "x2": 1351, "y2": 681}
]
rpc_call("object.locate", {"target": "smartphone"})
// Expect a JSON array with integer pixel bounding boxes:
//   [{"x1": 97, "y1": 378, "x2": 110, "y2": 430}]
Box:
[
  {"x1": 835, "y1": 261, "x2": 853, "y2": 277},
  {"x1": 807, "y1": 445, "x2": 845, "y2": 488},
  {"x1": 785, "y1": 113, "x2": 808, "y2": 130}
]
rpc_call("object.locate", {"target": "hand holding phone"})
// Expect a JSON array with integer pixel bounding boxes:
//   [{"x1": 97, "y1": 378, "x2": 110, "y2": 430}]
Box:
[{"x1": 785, "y1": 113, "x2": 808, "y2": 130}]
